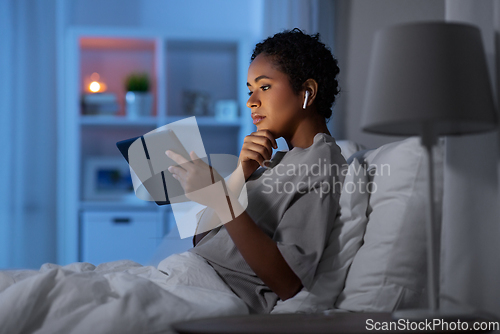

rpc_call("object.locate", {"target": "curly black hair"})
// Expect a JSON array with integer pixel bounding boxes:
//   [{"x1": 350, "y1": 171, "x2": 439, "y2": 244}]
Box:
[{"x1": 251, "y1": 28, "x2": 340, "y2": 120}]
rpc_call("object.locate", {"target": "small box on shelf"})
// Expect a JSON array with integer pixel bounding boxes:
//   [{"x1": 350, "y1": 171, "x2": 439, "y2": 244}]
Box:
[
  {"x1": 82, "y1": 93, "x2": 119, "y2": 116},
  {"x1": 215, "y1": 100, "x2": 238, "y2": 121}
]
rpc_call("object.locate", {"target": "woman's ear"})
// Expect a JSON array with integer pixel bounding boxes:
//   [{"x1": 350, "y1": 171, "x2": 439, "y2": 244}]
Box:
[{"x1": 302, "y1": 79, "x2": 318, "y2": 109}]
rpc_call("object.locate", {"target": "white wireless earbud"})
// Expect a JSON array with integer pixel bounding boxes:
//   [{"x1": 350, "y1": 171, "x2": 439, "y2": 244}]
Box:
[{"x1": 303, "y1": 91, "x2": 310, "y2": 109}]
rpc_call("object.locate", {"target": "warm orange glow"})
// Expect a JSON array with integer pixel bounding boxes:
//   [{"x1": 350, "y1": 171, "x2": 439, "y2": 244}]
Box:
[
  {"x1": 89, "y1": 81, "x2": 101, "y2": 92},
  {"x1": 90, "y1": 72, "x2": 100, "y2": 81},
  {"x1": 85, "y1": 72, "x2": 107, "y2": 93}
]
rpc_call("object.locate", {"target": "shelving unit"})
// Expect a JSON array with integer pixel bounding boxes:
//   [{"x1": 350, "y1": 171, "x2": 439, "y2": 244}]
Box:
[{"x1": 58, "y1": 28, "x2": 253, "y2": 265}]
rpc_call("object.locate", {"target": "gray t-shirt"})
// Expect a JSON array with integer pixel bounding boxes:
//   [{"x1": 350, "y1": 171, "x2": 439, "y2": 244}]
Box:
[{"x1": 191, "y1": 133, "x2": 347, "y2": 313}]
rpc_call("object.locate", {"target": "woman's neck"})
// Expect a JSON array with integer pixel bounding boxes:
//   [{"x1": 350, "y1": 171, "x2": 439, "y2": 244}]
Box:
[{"x1": 285, "y1": 114, "x2": 331, "y2": 150}]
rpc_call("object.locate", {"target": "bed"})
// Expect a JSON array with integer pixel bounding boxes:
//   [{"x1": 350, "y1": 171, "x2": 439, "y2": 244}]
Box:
[{"x1": 0, "y1": 137, "x2": 442, "y2": 334}]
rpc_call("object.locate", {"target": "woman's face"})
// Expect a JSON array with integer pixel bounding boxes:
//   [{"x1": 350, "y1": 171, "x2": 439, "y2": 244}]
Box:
[{"x1": 246, "y1": 54, "x2": 304, "y2": 139}]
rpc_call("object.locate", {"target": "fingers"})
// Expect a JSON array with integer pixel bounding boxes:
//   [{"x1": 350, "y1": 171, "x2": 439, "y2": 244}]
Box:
[
  {"x1": 166, "y1": 150, "x2": 190, "y2": 166},
  {"x1": 190, "y1": 151, "x2": 208, "y2": 167},
  {"x1": 241, "y1": 130, "x2": 278, "y2": 168},
  {"x1": 167, "y1": 150, "x2": 216, "y2": 195},
  {"x1": 243, "y1": 137, "x2": 272, "y2": 158},
  {"x1": 244, "y1": 149, "x2": 270, "y2": 168},
  {"x1": 243, "y1": 132, "x2": 276, "y2": 156},
  {"x1": 242, "y1": 142, "x2": 272, "y2": 165},
  {"x1": 167, "y1": 165, "x2": 187, "y2": 179},
  {"x1": 252, "y1": 129, "x2": 278, "y2": 149}
]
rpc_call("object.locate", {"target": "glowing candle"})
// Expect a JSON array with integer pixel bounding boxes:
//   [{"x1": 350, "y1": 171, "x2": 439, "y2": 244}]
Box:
[{"x1": 89, "y1": 81, "x2": 101, "y2": 92}]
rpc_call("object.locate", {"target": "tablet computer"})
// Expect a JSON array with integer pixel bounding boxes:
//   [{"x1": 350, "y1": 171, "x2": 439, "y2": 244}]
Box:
[{"x1": 116, "y1": 129, "x2": 191, "y2": 205}]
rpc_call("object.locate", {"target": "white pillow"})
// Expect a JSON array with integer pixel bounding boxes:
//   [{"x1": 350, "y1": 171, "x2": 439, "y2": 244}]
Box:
[
  {"x1": 336, "y1": 140, "x2": 365, "y2": 161},
  {"x1": 335, "y1": 137, "x2": 444, "y2": 312},
  {"x1": 272, "y1": 158, "x2": 370, "y2": 313}
]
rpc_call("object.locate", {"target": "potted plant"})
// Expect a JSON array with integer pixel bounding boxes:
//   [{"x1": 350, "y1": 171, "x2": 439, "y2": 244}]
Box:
[{"x1": 124, "y1": 72, "x2": 153, "y2": 119}]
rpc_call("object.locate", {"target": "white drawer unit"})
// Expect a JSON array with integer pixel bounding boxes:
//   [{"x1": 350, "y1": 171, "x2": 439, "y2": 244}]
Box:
[{"x1": 80, "y1": 211, "x2": 162, "y2": 265}]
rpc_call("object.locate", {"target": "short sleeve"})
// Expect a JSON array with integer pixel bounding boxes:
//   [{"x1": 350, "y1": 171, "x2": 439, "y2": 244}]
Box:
[{"x1": 274, "y1": 188, "x2": 340, "y2": 290}]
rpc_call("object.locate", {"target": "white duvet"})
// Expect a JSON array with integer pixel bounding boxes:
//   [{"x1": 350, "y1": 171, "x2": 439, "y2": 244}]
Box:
[{"x1": 0, "y1": 252, "x2": 249, "y2": 334}]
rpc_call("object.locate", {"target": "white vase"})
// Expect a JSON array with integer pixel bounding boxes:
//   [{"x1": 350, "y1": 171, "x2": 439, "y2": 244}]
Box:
[{"x1": 126, "y1": 91, "x2": 153, "y2": 119}]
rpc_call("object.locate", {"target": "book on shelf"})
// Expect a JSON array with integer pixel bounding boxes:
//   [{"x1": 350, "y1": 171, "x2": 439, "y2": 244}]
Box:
[{"x1": 82, "y1": 93, "x2": 119, "y2": 115}]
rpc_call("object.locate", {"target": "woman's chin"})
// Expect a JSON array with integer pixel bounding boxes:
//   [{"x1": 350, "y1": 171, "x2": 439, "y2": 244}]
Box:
[{"x1": 256, "y1": 124, "x2": 270, "y2": 133}]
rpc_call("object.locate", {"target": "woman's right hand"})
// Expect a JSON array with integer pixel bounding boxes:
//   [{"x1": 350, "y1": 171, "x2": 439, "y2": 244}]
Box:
[{"x1": 238, "y1": 130, "x2": 278, "y2": 180}]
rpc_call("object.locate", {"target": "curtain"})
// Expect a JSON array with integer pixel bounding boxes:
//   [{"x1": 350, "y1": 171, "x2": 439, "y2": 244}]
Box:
[
  {"x1": 0, "y1": 0, "x2": 14, "y2": 268},
  {"x1": 261, "y1": 0, "x2": 319, "y2": 37},
  {"x1": 441, "y1": 0, "x2": 500, "y2": 319},
  {"x1": 0, "y1": 0, "x2": 58, "y2": 268}
]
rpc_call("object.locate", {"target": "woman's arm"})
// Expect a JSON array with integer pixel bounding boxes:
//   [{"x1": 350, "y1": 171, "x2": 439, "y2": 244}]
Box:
[
  {"x1": 224, "y1": 210, "x2": 303, "y2": 300},
  {"x1": 192, "y1": 206, "x2": 215, "y2": 246},
  {"x1": 191, "y1": 130, "x2": 275, "y2": 247},
  {"x1": 192, "y1": 164, "x2": 247, "y2": 246},
  {"x1": 167, "y1": 131, "x2": 302, "y2": 300},
  {"x1": 192, "y1": 200, "x2": 302, "y2": 299}
]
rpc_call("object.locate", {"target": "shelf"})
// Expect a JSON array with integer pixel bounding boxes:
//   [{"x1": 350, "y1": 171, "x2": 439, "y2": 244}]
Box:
[
  {"x1": 166, "y1": 116, "x2": 242, "y2": 127},
  {"x1": 80, "y1": 200, "x2": 159, "y2": 211},
  {"x1": 166, "y1": 40, "x2": 238, "y2": 118},
  {"x1": 80, "y1": 37, "x2": 156, "y2": 51},
  {"x1": 80, "y1": 115, "x2": 158, "y2": 126},
  {"x1": 80, "y1": 115, "x2": 243, "y2": 127},
  {"x1": 79, "y1": 36, "x2": 158, "y2": 117},
  {"x1": 58, "y1": 28, "x2": 246, "y2": 265}
]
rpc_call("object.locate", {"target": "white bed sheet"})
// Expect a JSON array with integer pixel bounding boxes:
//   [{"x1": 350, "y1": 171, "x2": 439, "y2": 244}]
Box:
[{"x1": 0, "y1": 252, "x2": 249, "y2": 334}]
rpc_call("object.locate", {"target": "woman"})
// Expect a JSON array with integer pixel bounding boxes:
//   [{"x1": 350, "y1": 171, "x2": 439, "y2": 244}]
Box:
[{"x1": 166, "y1": 28, "x2": 346, "y2": 314}]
